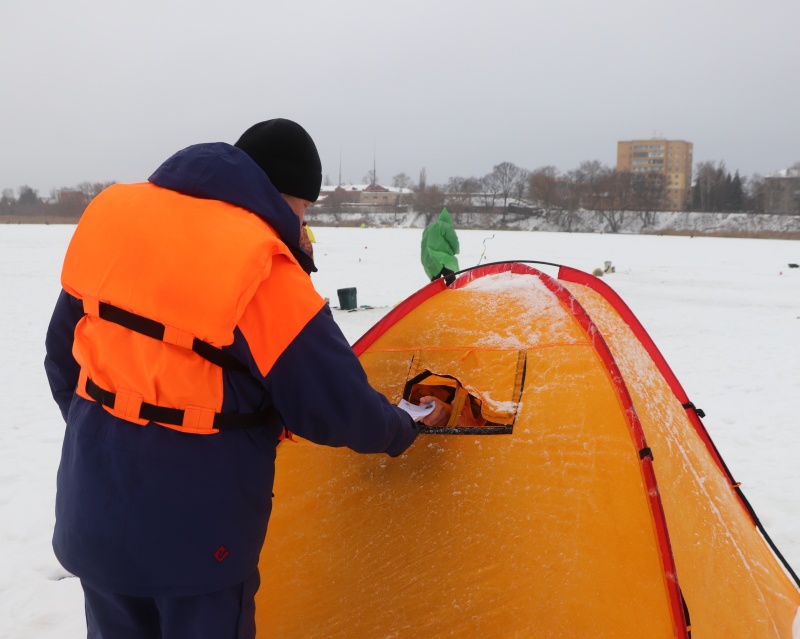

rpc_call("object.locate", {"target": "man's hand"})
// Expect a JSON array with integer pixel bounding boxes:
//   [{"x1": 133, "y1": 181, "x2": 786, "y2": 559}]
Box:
[{"x1": 419, "y1": 396, "x2": 452, "y2": 427}]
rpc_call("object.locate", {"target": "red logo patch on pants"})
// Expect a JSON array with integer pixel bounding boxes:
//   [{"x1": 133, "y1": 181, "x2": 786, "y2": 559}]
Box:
[{"x1": 214, "y1": 546, "x2": 230, "y2": 562}]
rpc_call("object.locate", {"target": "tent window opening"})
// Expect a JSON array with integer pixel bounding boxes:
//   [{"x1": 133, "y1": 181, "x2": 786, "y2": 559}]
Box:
[{"x1": 403, "y1": 362, "x2": 525, "y2": 435}]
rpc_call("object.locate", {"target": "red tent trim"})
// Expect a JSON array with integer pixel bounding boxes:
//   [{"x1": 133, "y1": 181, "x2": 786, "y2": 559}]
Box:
[{"x1": 557, "y1": 265, "x2": 749, "y2": 520}]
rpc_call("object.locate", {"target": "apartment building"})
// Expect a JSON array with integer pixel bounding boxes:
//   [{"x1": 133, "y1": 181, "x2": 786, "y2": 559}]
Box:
[
  {"x1": 617, "y1": 139, "x2": 693, "y2": 210},
  {"x1": 764, "y1": 167, "x2": 800, "y2": 215}
]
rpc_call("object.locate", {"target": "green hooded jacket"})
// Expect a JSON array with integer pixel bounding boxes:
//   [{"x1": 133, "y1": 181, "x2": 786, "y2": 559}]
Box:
[{"x1": 420, "y1": 207, "x2": 460, "y2": 280}]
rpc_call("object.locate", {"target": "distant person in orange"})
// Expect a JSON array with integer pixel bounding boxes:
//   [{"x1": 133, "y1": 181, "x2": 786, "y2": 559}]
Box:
[{"x1": 44, "y1": 118, "x2": 418, "y2": 639}]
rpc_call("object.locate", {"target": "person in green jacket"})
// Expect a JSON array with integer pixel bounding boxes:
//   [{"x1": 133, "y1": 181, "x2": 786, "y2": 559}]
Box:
[{"x1": 421, "y1": 207, "x2": 460, "y2": 285}]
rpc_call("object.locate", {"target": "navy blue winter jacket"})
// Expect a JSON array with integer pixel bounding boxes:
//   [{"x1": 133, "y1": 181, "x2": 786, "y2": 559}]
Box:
[{"x1": 44, "y1": 143, "x2": 417, "y2": 597}]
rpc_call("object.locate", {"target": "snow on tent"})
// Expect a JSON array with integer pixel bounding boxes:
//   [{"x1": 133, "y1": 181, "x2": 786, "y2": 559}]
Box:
[{"x1": 256, "y1": 261, "x2": 800, "y2": 638}]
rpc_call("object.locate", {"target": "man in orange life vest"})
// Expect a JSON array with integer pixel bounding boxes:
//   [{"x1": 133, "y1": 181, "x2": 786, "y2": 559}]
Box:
[{"x1": 44, "y1": 119, "x2": 419, "y2": 638}]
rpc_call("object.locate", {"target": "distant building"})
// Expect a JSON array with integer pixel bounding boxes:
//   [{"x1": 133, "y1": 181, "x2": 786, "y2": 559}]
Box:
[
  {"x1": 763, "y1": 167, "x2": 800, "y2": 215},
  {"x1": 617, "y1": 139, "x2": 693, "y2": 211},
  {"x1": 317, "y1": 183, "x2": 412, "y2": 207},
  {"x1": 360, "y1": 183, "x2": 400, "y2": 205}
]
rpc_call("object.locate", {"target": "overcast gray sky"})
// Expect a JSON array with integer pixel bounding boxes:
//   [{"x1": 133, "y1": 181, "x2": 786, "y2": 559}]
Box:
[{"x1": 2, "y1": 0, "x2": 799, "y2": 196}]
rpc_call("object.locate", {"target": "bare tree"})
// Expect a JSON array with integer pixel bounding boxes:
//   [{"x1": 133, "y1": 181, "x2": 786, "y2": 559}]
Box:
[
  {"x1": 445, "y1": 176, "x2": 471, "y2": 212},
  {"x1": 479, "y1": 173, "x2": 501, "y2": 210},
  {"x1": 54, "y1": 189, "x2": 86, "y2": 217},
  {"x1": 553, "y1": 171, "x2": 582, "y2": 232},
  {"x1": 490, "y1": 162, "x2": 525, "y2": 209},
  {"x1": 596, "y1": 170, "x2": 633, "y2": 232},
  {"x1": 513, "y1": 169, "x2": 530, "y2": 205},
  {"x1": 745, "y1": 173, "x2": 766, "y2": 213},
  {"x1": 631, "y1": 173, "x2": 664, "y2": 215},
  {"x1": 76, "y1": 181, "x2": 114, "y2": 203},
  {"x1": 572, "y1": 160, "x2": 612, "y2": 209},
  {"x1": 417, "y1": 167, "x2": 427, "y2": 192},
  {"x1": 413, "y1": 184, "x2": 445, "y2": 215},
  {"x1": 548, "y1": 161, "x2": 611, "y2": 231},
  {"x1": 392, "y1": 173, "x2": 412, "y2": 189},
  {"x1": 528, "y1": 166, "x2": 561, "y2": 210}
]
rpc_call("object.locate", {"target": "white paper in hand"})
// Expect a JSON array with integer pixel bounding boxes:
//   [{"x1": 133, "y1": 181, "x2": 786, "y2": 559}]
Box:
[{"x1": 397, "y1": 399, "x2": 435, "y2": 422}]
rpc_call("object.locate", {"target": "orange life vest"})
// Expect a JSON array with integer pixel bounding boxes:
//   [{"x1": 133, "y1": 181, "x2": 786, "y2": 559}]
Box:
[{"x1": 61, "y1": 182, "x2": 324, "y2": 434}]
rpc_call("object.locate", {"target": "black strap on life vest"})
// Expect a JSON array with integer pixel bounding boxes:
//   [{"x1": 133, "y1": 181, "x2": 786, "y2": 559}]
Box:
[
  {"x1": 84, "y1": 300, "x2": 282, "y2": 431},
  {"x1": 85, "y1": 377, "x2": 281, "y2": 431},
  {"x1": 96, "y1": 301, "x2": 248, "y2": 372}
]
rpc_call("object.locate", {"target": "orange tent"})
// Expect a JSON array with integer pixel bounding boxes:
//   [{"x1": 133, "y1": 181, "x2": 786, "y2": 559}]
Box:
[{"x1": 257, "y1": 262, "x2": 800, "y2": 638}]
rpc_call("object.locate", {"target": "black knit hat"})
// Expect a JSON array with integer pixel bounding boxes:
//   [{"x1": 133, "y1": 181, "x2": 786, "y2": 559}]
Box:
[{"x1": 234, "y1": 118, "x2": 322, "y2": 202}]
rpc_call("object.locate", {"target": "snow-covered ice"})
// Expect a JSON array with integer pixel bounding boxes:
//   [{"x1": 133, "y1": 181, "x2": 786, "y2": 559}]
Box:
[{"x1": 1, "y1": 223, "x2": 798, "y2": 637}]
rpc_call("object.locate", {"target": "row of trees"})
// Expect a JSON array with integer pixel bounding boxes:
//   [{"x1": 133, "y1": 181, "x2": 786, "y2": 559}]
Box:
[
  {"x1": 348, "y1": 160, "x2": 780, "y2": 219},
  {"x1": 1, "y1": 182, "x2": 114, "y2": 218},
  {"x1": 373, "y1": 160, "x2": 786, "y2": 215},
  {"x1": 3, "y1": 160, "x2": 797, "y2": 219},
  {"x1": 692, "y1": 162, "x2": 746, "y2": 212}
]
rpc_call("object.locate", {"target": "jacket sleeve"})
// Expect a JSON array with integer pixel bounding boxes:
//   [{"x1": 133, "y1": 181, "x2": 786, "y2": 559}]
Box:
[
  {"x1": 44, "y1": 289, "x2": 84, "y2": 422},
  {"x1": 233, "y1": 253, "x2": 418, "y2": 457},
  {"x1": 259, "y1": 305, "x2": 418, "y2": 457}
]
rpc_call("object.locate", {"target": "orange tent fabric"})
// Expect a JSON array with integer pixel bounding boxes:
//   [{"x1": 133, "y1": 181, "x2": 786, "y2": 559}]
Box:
[{"x1": 256, "y1": 262, "x2": 800, "y2": 638}]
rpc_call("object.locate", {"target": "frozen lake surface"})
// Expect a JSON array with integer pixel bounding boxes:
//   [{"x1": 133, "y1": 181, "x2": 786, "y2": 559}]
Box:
[{"x1": 1, "y1": 223, "x2": 798, "y2": 637}]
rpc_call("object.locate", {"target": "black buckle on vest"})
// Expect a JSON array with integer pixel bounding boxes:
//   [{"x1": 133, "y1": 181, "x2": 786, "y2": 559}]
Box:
[{"x1": 84, "y1": 377, "x2": 281, "y2": 431}]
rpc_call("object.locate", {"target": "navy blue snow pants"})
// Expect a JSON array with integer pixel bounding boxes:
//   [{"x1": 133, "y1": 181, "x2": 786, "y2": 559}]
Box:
[{"x1": 81, "y1": 571, "x2": 260, "y2": 639}]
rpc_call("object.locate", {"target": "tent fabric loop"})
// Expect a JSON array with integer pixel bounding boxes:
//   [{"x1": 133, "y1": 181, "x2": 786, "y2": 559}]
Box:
[{"x1": 682, "y1": 402, "x2": 706, "y2": 418}]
